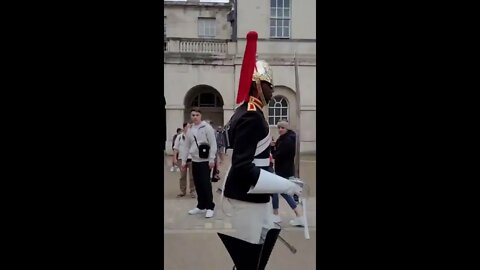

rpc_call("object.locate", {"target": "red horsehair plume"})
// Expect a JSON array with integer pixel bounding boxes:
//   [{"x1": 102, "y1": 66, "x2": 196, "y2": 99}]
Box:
[{"x1": 236, "y1": 31, "x2": 258, "y2": 104}]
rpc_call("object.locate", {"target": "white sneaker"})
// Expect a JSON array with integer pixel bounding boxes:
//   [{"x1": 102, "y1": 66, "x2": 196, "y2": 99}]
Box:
[
  {"x1": 170, "y1": 167, "x2": 175, "y2": 172},
  {"x1": 289, "y1": 217, "x2": 305, "y2": 227},
  {"x1": 272, "y1": 215, "x2": 282, "y2": 223},
  {"x1": 188, "y1": 208, "x2": 207, "y2": 215},
  {"x1": 176, "y1": 167, "x2": 180, "y2": 172},
  {"x1": 205, "y1": 209, "x2": 214, "y2": 218}
]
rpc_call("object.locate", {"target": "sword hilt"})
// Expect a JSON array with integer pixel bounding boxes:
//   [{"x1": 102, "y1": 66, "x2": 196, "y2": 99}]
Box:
[{"x1": 288, "y1": 177, "x2": 310, "y2": 198}]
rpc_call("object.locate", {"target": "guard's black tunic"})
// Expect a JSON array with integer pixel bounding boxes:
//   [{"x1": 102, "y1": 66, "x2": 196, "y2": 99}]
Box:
[{"x1": 224, "y1": 96, "x2": 271, "y2": 203}]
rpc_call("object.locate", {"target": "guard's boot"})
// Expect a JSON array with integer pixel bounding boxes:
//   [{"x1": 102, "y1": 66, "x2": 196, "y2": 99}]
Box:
[
  {"x1": 258, "y1": 228, "x2": 281, "y2": 270},
  {"x1": 218, "y1": 233, "x2": 262, "y2": 270},
  {"x1": 218, "y1": 228, "x2": 281, "y2": 270}
]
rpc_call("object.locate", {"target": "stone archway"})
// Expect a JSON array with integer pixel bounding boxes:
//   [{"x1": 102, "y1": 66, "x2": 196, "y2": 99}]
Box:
[{"x1": 184, "y1": 85, "x2": 224, "y2": 127}]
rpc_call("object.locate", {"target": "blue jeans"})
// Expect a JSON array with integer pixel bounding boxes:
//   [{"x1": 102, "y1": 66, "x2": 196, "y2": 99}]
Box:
[{"x1": 271, "y1": 193, "x2": 297, "y2": 210}]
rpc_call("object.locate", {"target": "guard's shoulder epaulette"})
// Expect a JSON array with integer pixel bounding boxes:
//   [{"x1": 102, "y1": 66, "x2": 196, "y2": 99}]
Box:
[{"x1": 247, "y1": 102, "x2": 257, "y2": 111}]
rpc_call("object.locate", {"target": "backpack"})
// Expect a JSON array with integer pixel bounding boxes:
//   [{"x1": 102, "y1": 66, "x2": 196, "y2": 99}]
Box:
[
  {"x1": 172, "y1": 134, "x2": 179, "y2": 149},
  {"x1": 215, "y1": 131, "x2": 225, "y2": 148}
]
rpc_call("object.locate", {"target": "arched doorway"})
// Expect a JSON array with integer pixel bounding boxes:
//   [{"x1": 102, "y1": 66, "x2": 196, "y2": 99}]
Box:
[{"x1": 184, "y1": 85, "x2": 224, "y2": 127}]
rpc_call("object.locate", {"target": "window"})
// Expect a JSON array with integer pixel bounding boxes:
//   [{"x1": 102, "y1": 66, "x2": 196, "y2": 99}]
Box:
[
  {"x1": 198, "y1": 18, "x2": 216, "y2": 38},
  {"x1": 268, "y1": 96, "x2": 289, "y2": 125},
  {"x1": 191, "y1": 93, "x2": 222, "y2": 107},
  {"x1": 270, "y1": 0, "x2": 291, "y2": 38}
]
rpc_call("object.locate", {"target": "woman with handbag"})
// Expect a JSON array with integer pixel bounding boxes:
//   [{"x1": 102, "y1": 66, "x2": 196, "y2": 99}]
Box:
[{"x1": 180, "y1": 108, "x2": 218, "y2": 218}]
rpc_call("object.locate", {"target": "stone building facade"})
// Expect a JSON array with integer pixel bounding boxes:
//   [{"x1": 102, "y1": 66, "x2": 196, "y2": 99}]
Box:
[{"x1": 164, "y1": 0, "x2": 316, "y2": 153}]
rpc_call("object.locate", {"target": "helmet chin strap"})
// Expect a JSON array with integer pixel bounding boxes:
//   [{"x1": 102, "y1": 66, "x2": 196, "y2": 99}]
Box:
[{"x1": 255, "y1": 79, "x2": 268, "y2": 107}]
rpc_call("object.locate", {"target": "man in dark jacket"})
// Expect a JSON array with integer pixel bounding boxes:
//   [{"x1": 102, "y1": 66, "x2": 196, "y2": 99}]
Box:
[{"x1": 271, "y1": 120, "x2": 304, "y2": 226}]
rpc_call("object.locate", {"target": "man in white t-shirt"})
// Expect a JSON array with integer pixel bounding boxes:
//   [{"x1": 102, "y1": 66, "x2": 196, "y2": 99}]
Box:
[{"x1": 173, "y1": 122, "x2": 196, "y2": 198}]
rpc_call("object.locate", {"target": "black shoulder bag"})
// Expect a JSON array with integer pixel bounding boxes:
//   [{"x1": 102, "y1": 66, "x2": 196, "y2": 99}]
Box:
[{"x1": 193, "y1": 136, "x2": 210, "y2": 159}]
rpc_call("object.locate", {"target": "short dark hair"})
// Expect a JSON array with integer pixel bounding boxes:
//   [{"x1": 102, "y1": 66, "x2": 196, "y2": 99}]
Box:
[
  {"x1": 190, "y1": 108, "x2": 202, "y2": 114},
  {"x1": 176, "y1": 128, "x2": 182, "y2": 133},
  {"x1": 182, "y1": 122, "x2": 188, "y2": 128}
]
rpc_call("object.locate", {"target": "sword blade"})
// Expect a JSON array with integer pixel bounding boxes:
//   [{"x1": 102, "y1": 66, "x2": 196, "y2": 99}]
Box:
[
  {"x1": 294, "y1": 52, "x2": 301, "y2": 179},
  {"x1": 302, "y1": 197, "x2": 310, "y2": 240}
]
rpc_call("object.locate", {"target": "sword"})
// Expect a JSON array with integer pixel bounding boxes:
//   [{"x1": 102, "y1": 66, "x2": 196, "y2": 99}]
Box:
[
  {"x1": 294, "y1": 51, "x2": 301, "y2": 183},
  {"x1": 278, "y1": 234, "x2": 297, "y2": 254},
  {"x1": 293, "y1": 53, "x2": 310, "y2": 240},
  {"x1": 301, "y1": 197, "x2": 310, "y2": 239},
  {"x1": 289, "y1": 177, "x2": 310, "y2": 240},
  {"x1": 273, "y1": 222, "x2": 297, "y2": 254}
]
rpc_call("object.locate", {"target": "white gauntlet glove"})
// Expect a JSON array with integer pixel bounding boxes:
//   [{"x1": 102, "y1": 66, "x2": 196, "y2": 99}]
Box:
[
  {"x1": 286, "y1": 182, "x2": 303, "y2": 197},
  {"x1": 247, "y1": 170, "x2": 303, "y2": 196}
]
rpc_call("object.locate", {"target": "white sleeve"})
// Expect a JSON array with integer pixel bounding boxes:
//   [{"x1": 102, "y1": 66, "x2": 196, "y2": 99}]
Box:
[
  {"x1": 207, "y1": 125, "x2": 217, "y2": 163},
  {"x1": 247, "y1": 170, "x2": 301, "y2": 196},
  {"x1": 180, "y1": 132, "x2": 192, "y2": 165}
]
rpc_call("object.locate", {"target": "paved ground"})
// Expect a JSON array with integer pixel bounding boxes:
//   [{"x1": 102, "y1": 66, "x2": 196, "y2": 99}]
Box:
[{"x1": 164, "y1": 151, "x2": 317, "y2": 270}]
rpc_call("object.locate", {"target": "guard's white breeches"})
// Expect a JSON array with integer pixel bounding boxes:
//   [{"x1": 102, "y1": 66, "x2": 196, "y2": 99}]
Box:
[{"x1": 227, "y1": 198, "x2": 274, "y2": 244}]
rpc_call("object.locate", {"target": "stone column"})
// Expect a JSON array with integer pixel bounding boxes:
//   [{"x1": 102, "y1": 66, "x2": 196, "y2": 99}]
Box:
[{"x1": 166, "y1": 105, "x2": 185, "y2": 155}]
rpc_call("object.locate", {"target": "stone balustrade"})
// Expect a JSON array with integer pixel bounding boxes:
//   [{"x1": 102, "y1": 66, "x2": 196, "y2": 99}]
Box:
[{"x1": 165, "y1": 38, "x2": 230, "y2": 54}]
